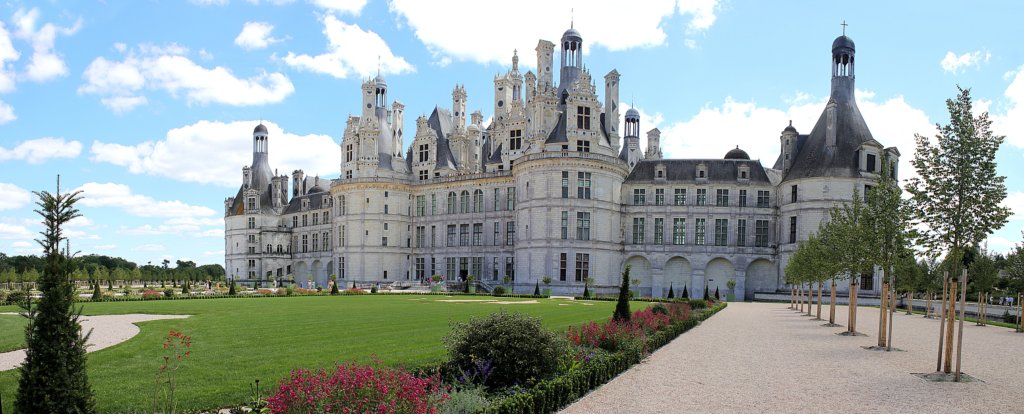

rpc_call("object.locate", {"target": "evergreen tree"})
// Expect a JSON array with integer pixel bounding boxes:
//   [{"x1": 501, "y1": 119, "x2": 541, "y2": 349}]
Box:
[
  {"x1": 582, "y1": 284, "x2": 590, "y2": 299},
  {"x1": 703, "y1": 285, "x2": 710, "y2": 300},
  {"x1": 181, "y1": 280, "x2": 190, "y2": 295},
  {"x1": 228, "y1": 280, "x2": 237, "y2": 295},
  {"x1": 714, "y1": 286, "x2": 720, "y2": 300},
  {"x1": 667, "y1": 284, "x2": 675, "y2": 299},
  {"x1": 906, "y1": 87, "x2": 1011, "y2": 375},
  {"x1": 330, "y1": 280, "x2": 339, "y2": 295},
  {"x1": 682, "y1": 285, "x2": 689, "y2": 299},
  {"x1": 533, "y1": 281, "x2": 540, "y2": 296},
  {"x1": 16, "y1": 177, "x2": 95, "y2": 412},
  {"x1": 613, "y1": 265, "x2": 632, "y2": 322},
  {"x1": 91, "y1": 282, "x2": 101, "y2": 301}
]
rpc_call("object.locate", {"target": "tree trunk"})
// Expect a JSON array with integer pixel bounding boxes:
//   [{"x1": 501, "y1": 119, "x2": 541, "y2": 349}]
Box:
[
  {"x1": 878, "y1": 282, "x2": 888, "y2": 347},
  {"x1": 943, "y1": 276, "x2": 957, "y2": 374},
  {"x1": 925, "y1": 291, "x2": 932, "y2": 318},
  {"x1": 906, "y1": 291, "x2": 914, "y2": 315},
  {"x1": 798, "y1": 285, "x2": 804, "y2": 312},
  {"x1": 936, "y1": 273, "x2": 948, "y2": 372},
  {"x1": 976, "y1": 292, "x2": 983, "y2": 326},
  {"x1": 955, "y1": 270, "x2": 968, "y2": 381},
  {"x1": 848, "y1": 279, "x2": 859, "y2": 334},
  {"x1": 806, "y1": 283, "x2": 813, "y2": 317},
  {"x1": 829, "y1": 279, "x2": 837, "y2": 325},
  {"x1": 790, "y1": 286, "x2": 795, "y2": 309},
  {"x1": 887, "y1": 280, "x2": 895, "y2": 351},
  {"x1": 1016, "y1": 294, "x2": 1022, "y2": 333},
  {"x1": 816, "y1": 282, "x2": 823, "y2": 320}
]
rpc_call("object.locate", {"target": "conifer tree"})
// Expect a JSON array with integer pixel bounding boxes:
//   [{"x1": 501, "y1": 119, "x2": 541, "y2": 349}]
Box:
[
  {"x1": 613, "y1": 265, "x2": 632, "y2": 322},
  {"x1": 703, "y1": 285, "x2": 710, "y2": 301},
  {"x1": 533, "y1": 281, "x2": 540, "y2": 296},
  {"x1": 228, "y1": 280, "x2": 237, "y2": 295},
  {"x1": 714, "y1": 286, "x2": 720, "y2": 300},
  {"x1": 16, "y1": 177, "x2": 95, "y2": 412},
  {"x1": 667, "y1": 284, "x2": 675, "y2": 299},
  {"x1": 91, "y1": 281, "x2": 101, "y2": 301},
  {"x1": 682, "y1": 285, "x2": 689, "y2": 299}
]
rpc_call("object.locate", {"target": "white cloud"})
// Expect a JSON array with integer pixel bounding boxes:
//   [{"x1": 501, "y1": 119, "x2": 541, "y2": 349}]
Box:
[
  {"x1": 0, "y1": 222, "x2": 32, "y2": 239},
  {"x1": 310, "y1": 0, "x2": 366, "y2": 14},
  {"x1": 283, "y1": 14, "x2": 413, "y2": 79},
  {"x1": 90, "y1": 120, "x2": 339, "y2": 187},
  {"x1": 940, "y1": 50, "x2": 991, "y2": 74},
  {"x1": 0, "y1": 22, "x2": 20, "y2": 93},
  {"x1": 203, "y1": 249, "x2": 225, "y2": 256},
  {"x1": 0, "y1": 137, "x2": 82, "y2": 163},
  {"x1": 133, "y1": 243, "x2": 166, "y2": 252},
  {"x1": 73, "y1": 182, "x2": 216, "y2": 219},
  {"x1": 1003, "y1": 191, "x2": 1024, "y2": 222},
  {"x1": 0, "y1": 99, "x2": 14, "y2": 124},
  {"x1": 990, "y1": 66, "x2": 1024, "y2": 150},
  {"x1": 235, "y1": 21, "x2": 282, "y2": 50},
  {"x1": 79, "y1": 44, "x2": 294, "y2": 112},
  {"x1": 0, "y1": 183, "x2": 31, "y2": 210},
  {"x1": 646, "y1": 89, "x2": 933, "y2": 187},
  {"x1": 92, "y1": 244, "x2": 116, "y2": 250},
  {"x1": 388, "y1": 0, "x2": 719, "y2": 66},
  {"x1": 12, "y1": 8, "x2": 81, "y2": 83}
]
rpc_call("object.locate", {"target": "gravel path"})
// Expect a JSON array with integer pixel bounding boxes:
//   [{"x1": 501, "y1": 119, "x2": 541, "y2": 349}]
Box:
[
  {"x1": 0, "y1": 313, "x2": 190, "y2": 372},
  {"x1": 562, "y1": 302, "x2": 1024, "y2": 413}
]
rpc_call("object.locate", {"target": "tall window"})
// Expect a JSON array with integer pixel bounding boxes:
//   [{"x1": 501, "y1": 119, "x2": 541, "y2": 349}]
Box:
[
  {"x1": 577, "y1": 172, "x2": 591, "y2": 199},
  {"x1": 301, "y1": 234, "x2": 308, "y2": 252},
  {"x1": 716, "y1": 189, "x2": 729, "y2": 207},
  {"x1": 633, "y1": 189, "x2": 646, "y2": 205},
  {"x1": 559, "y1": 253, "x2": 568, "y2": 281},
  {"x1": 655, "y1": 188, "x2": 665, "y2": 206},
  {"x1": 341, "y1": 225, "x2": 346, "y2": 246},
  {"x1": 576, "y1": 106, "x2": 591, "y2": 130},
  {"x1": 447, "y1": 192, "x2": 457, "y2": 214},
  {"x1": 446, "y1": 257, "x2": 457, "y2": 280},
  {"x1": 431, "y1": 194, "x2": 437, "y2": 215},
  {"x1": 576, "y1": 140, "x2": 590, "y2": 152},
  {"x1": 473, "y1": 223, "x2": 483, "y2": 246},
  {"x1": 447, "y1": 225, "x2": 457, "y2": 247},
  {"x1": 418, "y1": 144, "x2": 429, "y2": 162},
  {"x1": 867, "y1": 153, "x2": 876, "y2": 171},
  {"x1": 791, "y1": 185, "x2": 798, "y2": 203},
  {"x1": 738, "y1": 190, "x2": 747, "y2": 207},
  {"x1": 507, "y1": 187, "x2": 515, "y2": 210},
  {"x1": 419, "y1": 170, "x2": 429, "y2": 180},
  {"x1": 695, "y1": 218, "x2": 706, "y2": 245},
  {"x1": 430, "y1": 225, "x2": 436, "y2": 247},
  {"x1": 561, "y1": 211, "x2": 569, "y2": 239},
  {"x1": 561, "y1": 171, "x2": 569, "y2": 198},
  {"x1": 696, "y1": 189, "x2": 707, "y2": 206},
  {"x1": 248, "y1": 217, "x2": 255, "y2": 229},
  {"x1": 575, "y1": 253, "x2": 590, "y2": 282},
  {"x1": 714, "y1": 219, "x2": 728, "y2": 246},
  {"x1": 459, "y1": 224, "x2": 469, "y2": 246},
  {"x1": 302, "y1": 214, "x2": 308, "y2": 226},
  {"x1": 506, "y1": 221, "x2": 515, "y2": 246},
  {"x1": 416, "y1": 196, "x2": 425, "y2": 216},
  {"x1": 789, "y1": 216, "x2": 798, "y2": 243},
  {"x1": 737, "y1": 219, "x2": 747, "y2": 247},
  {"x1": 654, "y1": 218, "x2": 664, "y2": 244},
  {"x1": 313, "y1": 212, "x2": 319, "y2": 225},
  {"x1": 492, "y1": 258, "x2": 499, "y2": 281},
  {"x1": 576, "y1": 212, "x2": 591, "y2": 241},
  {"x1": 323, "y1": 211, "x2": 330, "y2": 223},
  {"x1": 674, "y1": 189, "x2": 686, "y2": 205},
  {"x1": 460, "y1": 191, "x2": 470, "y2": 213},
  {"x1": 415, "y1": 258, "x2": 425, "y2": 279},
  {"x1": 415, "y1": 226, "x2": 425, "y2": 248},
  {"x1": 757, "y1": 190, "x2": 770, "y2": 208},
  {"x1": 509, "y1": 129, "x2": 523, "y2": 150},
  {"x1": 494, "y1": 188, "x2": 501, "y2": 211},
  {"x1": 345, "y1": 144, "x2": 354, "y2": 162},
  {"x1": 505, "y1": 257, "x2": 515, "y2": 280},
  {"x1": 494, "y1": 222, "x2": 500, "y2": 246},
  {"x1": 755, "y1": 220, "x2": 769, "y2": 247},
  {"x1": 339, "y1": 257, "x2": 345, "y2": 279},
  {"x1": 471, "y1": 257, "x2": 482, "y2": 280},
  {"x1": 632, "y1": 217, "x2": 645, "y2": 244},
  {"x1": 672, "y1": 218, "x2": 685, "y2": 245},
  {"x1": 292, "y1": 216, "x2": 298, "y2": 227}
]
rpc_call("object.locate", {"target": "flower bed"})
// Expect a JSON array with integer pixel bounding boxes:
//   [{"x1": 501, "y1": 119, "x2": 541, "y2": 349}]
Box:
[{"x1": 266, "y1": 361, "x2": 448, "y2": 413}]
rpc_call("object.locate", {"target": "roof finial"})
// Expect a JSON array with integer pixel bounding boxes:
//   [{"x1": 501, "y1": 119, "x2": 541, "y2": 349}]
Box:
[
  {"x1": 841, "y1": 20, "x2": 848, "y2": 36},
  {"x1": 376, "y1": 55, "x2": 381, "y2": 77},
  {"x1": 788, "y1": 119, "x2": 792, "y2": 127},
  {"x1": 571, "y1": 8, "x2": 574, "y2": 28}
]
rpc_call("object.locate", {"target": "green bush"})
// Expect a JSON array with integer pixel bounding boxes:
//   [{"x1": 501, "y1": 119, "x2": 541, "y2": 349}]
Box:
[
  {"x1": 163, "y1": 288, "x2": 175, "y2": 298},
  {"x1": 0, "y1": 289, "x2": 7, "y2": 305},
  {"x1": 688, "y1": 299, "x2": 707, "y2": 310},
  {"x1": 651, "y1": 303, "x2": 668, "y2": 316},
  {"x1": 492, "y1": 286, "x2": 506, "y2": 296},
  {"x1": 441, "y1": 386, "x2": 489, "y2": 414},
  {"x1": 1004, "y1": 310, "x2": 1018, "y2": 324},
  {"x1": 371, "y1": 285, "x2": 379, "y2": 294},
  {"x1": 6, "y1": 289, "x2": 27, "y2": 306},
  {"x1": 286, "y1": 284, "x2": 296, "y2": 296},
  {"x1": 444, "y1": 312, "x2": 569, "y2": 389}
]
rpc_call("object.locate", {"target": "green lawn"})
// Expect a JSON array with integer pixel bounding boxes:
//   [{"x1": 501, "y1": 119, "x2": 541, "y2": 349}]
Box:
[
  {"x1": 0, "y1": 315, "x2": 27, "y2": 352},
  {"x1": 0, "y1": 295, "x2": 637, "y2": 412}
]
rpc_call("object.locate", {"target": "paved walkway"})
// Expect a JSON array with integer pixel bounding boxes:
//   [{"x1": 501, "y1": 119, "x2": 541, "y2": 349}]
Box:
[
  {"x1": 0, "y1": 313, "x2": 190, "y2": 371},
  {"x1": 562, "y1": 302, "x2": 1024, "y2": 413}
]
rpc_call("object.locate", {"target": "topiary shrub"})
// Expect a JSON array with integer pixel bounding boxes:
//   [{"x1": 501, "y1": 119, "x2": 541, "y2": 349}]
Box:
[
  {"x1": 163, "y1": 288, "x2": 175, "y2": 298},
  {"x1": 533, "y1": 282, "x2": 541, "y2": 296},
  {"x1": 492, "y1": 286, "x2": 506, "y2": 296},
  {"x1": 228, "y1": 281, "x2": 237, "y2": 295},
  {"x1": 6, "y1": 289, "x2": 27, "y2": 306},
  {"x1": 613, "y1": 266, "x2": 632, "y2": 322},
  {"x1": 667, "y1": 284, "x2": 674, "y2": 299},
  {"x1": 444, "y1": 312, "x2": 569, "y2": 389},
  {"x1": 714, "y1": 286, "x2": 720, "y2": 301},
  {"x1": 91, "y1": 283, "x2": 102, "y2": 301},
  {"x1": 370, "y1": 285, "x2": 378, "y2": 294},
  {"x1": 681, "y1": 285, "x2": 689, "y2": 299},
  {"x1": 330, "y1": 280, "x2": 340, "y2": 295}
]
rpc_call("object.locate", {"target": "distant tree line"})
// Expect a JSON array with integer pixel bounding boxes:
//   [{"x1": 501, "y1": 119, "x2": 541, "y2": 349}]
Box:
[{"x1": 0, "y1": 253, "x2": 225, "y2": 288}]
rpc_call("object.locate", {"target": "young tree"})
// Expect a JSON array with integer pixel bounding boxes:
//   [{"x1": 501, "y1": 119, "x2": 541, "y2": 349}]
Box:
[
  {"x1": 824, "y1": 190, "x2": 874, "y2": 334},
  {"x1": 969, "y1": 249, "x2": 998, "y2": 326},
  {"x1": 906, "y1": 87, "x2": 1011, "y2": 377},
  {"x1": 864, "y1": 157, "x2": 913, "y2": 349},
  {"x1": 613, "y1": 265, "x2": 631, "y2": 322},
  {"x1": 16, "y1": 178, "x2": 95, "y2": 412}
]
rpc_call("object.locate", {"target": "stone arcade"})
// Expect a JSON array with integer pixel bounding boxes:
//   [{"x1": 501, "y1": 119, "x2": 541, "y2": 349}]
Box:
[{"x1": 224, "y1": 28, "x2": 897, "y2": 298}]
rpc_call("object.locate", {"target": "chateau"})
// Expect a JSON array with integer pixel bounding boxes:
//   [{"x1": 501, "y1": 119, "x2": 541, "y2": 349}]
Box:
[{"x1": 224, "y1": 28, "x2": 897, "y2": 298}]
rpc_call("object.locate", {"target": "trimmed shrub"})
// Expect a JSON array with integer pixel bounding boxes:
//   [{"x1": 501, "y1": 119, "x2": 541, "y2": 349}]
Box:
[
  {"x1": 5, "y1": 289, "x2": 27, "y2": 307},
  {"x1": 441, "y1": 386, "x2": 489, "y2": 414},
  {"x1": 667, "y1": 284, "x2": 674, "y2": 299},
  {"x1": 688, "y1": 298, "x2": 708, "y2": 310},
  {"x1": 286, "y1": 284, "x2": 296, "y2": 296},
  {"x1": 714, "y1": 286, "x2": 720, "y2": 301},
  {"x1": 91, "y1": 283, "x2": 102, "y2": 301},
  {"x1": 492, "y1": 286, "x2": 506, "y2": 296},
  {"x1": 582, "y1": 284, "x2": 591, "y2": 299},
  {"x1": 330, "y1": 281, "x2": 339, "y2": 295},
  {"x1": 228, "y1": 281, "x2": 237, "y2": 295},
  {"x1": 651, "y1": 302, "x2": 668, "y2": 316},
  {"x1": 681, "y1": 285, "x2": 689, "y2": 299},
  {"x1": 163, "y1": 288, "x2": 175, "y2": 298},
  {"x1": 533, "y1": 282, "x2": 541, "y2": 296},
  {"x1": 613, "y1": 266, "x2": 632, "y2": 322},
  {"x1": 371, "y1": 285, "x2": 379, "y2": 294},
  {"x1": 444, "y1": 312, "x2": 569, "y2": 389}
]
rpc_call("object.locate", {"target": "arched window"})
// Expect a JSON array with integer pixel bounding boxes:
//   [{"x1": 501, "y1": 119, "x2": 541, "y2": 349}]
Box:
[
  {"x1": 276, "y1": 244, "x2": 282, "y2": 253},
  {"x1": 447, "y1": 192, "x2": 457, "y2": 214},
  {"x1": 473, "y1": 190, "x2": 483, "y2": 213},
  {"x1": 460, "y1": 191, "x2": 470, "y2": 214},
  {"x1": 266, "y1": 244, "x2": 272, "y2": 253}
]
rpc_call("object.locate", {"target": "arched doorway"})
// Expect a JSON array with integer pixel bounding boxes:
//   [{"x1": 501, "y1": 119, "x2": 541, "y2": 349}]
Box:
[
  {"x1": 624, "y1": 256, "x2": 652, "y2": 296},
  {"x1": 293, "y1": 261, "x2": 309, "y2": 287},
  {"x1": 664, "y1": 257, "x2": 692, "y2": 297},
  {"x1": 745, "y1": 259, "x2": 776, "y2": 300},
  {"x1": 704, "y1": 258, "x2": 734, "y2": 299}
]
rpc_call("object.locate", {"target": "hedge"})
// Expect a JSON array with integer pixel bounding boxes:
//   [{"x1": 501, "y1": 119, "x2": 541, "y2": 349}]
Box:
[
  {"x1": 477, "y1": 302, "x2": 727, "y2": 414},
  {"x1": 72, "y1": 290, "x2": 550, "y2": 304}
]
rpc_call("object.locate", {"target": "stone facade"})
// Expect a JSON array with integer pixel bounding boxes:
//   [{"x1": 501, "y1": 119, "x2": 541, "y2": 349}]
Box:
[{"x1": 224, "y1": 29, "x2": 896, "y2": 298}]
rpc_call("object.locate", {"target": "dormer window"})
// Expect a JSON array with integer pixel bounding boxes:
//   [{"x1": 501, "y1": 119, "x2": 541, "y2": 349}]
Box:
[
  {"x1": 866, "y1": 153, "x2": 877, "y2": 172},
  {"x1": 247, "y1": 197, "x2": 256, "y2": 210},
  {"x1": 418, "y1": 144, "x2": 429, "y2": 162},
  {"x1": 576, "y1": 106, "x2": 591, "y2": 130},
  {"x1": 509, "y1": 130, "x2": 522, "y2": 150},
  {"x1": 655, "y1": 164, "x2": 666, "y2": 180},
  {"x1": 301, "y1": 199, "x2": 309, "y2": 210},
  {"x1": 576, "y1": 140, "x2": 590, "y2": 153},
  {"x1": 738, "y1": 165, "x2": 750, "y2": 180},
  {"x1": 696, "y1": 164, "x2": 707, "y2": 179}
]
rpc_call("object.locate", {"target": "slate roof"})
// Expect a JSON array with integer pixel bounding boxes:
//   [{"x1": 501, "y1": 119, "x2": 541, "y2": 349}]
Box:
[
  {"x1": 427, "y1": 107, "x2": 458, "y2": 170},
  {"x1": 780, "y1": 85, "x2": 875, "y2": 181},
  {"x1": 625, "y1": 159, "x2": 772, "y2": 183},
  {"x1": 545, "y1": 111, "x2": 611, "y2": 145},
  {"x1": 283, "y1": 189, "x2": 330, "y2": 214},
  {"x1": 226, "y1": 153, "x2": 276, "y2": 216}
]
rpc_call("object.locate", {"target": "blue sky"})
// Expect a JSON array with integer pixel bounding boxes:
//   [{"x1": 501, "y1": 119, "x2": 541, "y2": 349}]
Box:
[{"x1": 1, "y1": 0, "x2": 1022, "y2": 266}]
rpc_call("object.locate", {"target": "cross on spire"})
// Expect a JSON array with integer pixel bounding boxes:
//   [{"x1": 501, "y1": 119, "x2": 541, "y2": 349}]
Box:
[{"x1": 841, "y1": 20, "x2": 848, "y2": 36}]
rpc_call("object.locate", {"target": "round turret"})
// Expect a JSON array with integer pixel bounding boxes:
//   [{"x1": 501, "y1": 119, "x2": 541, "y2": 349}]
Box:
[
  {"x1": 307, "y1": 186, "x2": 325, "y2": 194},
  {"x1": 783, "y1": 120, "x2": 797, "y2": 134},
  {"x1": 831, "y1": 35, "x2": 855, "y2": 53},
  {"x1": 562, "y1": 27, "x2": 582, "y2": 42},
  {"x1": 254, "y1": 123, "x2": 268, "y2": 134},
  {"x1": 374, "y1": 74, "x2": 387, "y2": 87},
  {"x1": 624, "y1": 107, "x2": 640, "y2": 120},
  {"x1": 724, "y1": 146, "x2": 750, "y2": 160}
]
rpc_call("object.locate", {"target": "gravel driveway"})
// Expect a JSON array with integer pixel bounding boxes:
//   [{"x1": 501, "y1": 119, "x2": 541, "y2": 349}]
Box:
[{"x1": 561, "y1": 302, "x2": 1024, "y2": 413}]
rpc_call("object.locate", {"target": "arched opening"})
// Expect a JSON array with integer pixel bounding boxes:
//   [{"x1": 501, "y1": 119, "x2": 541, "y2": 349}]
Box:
[
  {"x1": 704, "y1": 258, "x2": 734, "y2": 299},
  {"x1": 624, "y1": 256, "x2": 652, "y2": 297},
  {"x1": 745, "y1": 259, "x2": 776, "y2": 300},
  {"x1": 664, "y1": 256, "x2": 692, "y2": 297}
]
